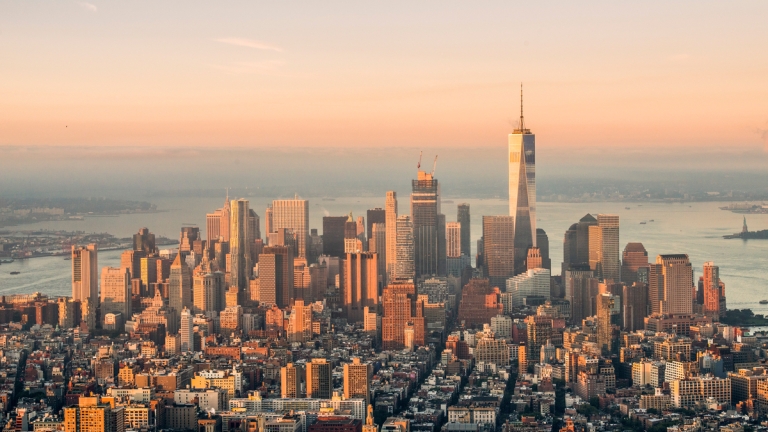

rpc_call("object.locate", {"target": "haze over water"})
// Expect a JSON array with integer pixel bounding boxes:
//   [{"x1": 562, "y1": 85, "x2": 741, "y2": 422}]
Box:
[{"x1": 2, "y1": 198, "x2": 767, "y2": 314}]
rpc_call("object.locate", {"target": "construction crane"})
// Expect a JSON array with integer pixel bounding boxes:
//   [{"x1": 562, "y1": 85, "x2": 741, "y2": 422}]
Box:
[
  {"x1": 431, "y1": 155, "x2": 438, "y2": 176},
  {"x1": 417, "y1": 151, "x2": 423, "y2": 170}
]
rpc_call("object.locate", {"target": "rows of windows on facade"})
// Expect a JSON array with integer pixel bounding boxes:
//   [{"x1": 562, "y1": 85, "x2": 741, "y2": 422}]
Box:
[{"x1": 4, "y1": 101, "x2": 749, "y2": 432}]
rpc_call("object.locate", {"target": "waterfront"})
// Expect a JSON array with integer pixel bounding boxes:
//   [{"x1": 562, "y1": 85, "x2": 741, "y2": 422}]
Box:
[{"x1": 1, "y1": 198, "x2": 766, "y2": 313}]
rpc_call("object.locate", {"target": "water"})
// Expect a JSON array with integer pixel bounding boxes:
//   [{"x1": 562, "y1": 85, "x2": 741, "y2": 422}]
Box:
[{"x1": 1, "y1": 198, "x2": 767, "y2": 312}]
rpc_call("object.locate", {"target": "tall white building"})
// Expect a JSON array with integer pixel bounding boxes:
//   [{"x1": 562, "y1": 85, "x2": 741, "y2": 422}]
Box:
[
  {"x1": 180, "y1": 307, "x2": 194, "y2": 352},
  {"x1": 506, "y1": 268, "x2": 550, "y2": 307},
  {"x1": 272, "y1": 198, "x2": 309, "y2": 259},
  {"x1": 508, "y1": 84, "x2": 536, "y2": 274},
  {"x1": 101, "y1": 266, "x2": 131, "y2": 317},
  {"x1": 395, "y1": 215, "x2": 414, "y2": 280}
]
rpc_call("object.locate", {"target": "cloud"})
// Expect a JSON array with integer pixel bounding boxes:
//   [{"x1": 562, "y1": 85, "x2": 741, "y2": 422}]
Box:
[
  {"x1": 77, "y1": 1, "x2": 97, "y2": 12},
  {"x1": 215, "y1": 37, "x2": 282, "y2": 52}
]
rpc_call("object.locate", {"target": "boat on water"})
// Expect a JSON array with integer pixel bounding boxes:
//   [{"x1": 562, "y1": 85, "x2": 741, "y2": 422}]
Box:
[
  {"x1": 625, "y1": 207, "x2": 630, "y2": 210},
  {"x1": 649, "y1": 219, "x2": 655, "y2": 222},
  {"x1": 640, "y1": 221, "x2": 647, "y2": 224},
  {"x1": 760, "y1": 300, "x2": 768, "y2": 305},
  {"x1": 9, "y1": 271, "x2": 20, "y2": 275}
]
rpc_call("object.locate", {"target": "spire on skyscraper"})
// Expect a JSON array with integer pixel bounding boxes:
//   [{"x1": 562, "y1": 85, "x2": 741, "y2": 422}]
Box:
[{"x1": 514, "y1": 82, "x2": 530, "y2": 134}]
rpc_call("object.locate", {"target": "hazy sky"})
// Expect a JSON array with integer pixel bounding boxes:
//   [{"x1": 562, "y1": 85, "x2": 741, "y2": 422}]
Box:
[{"x1": 1, "y1": 1, "x2": 767, "y2": 150}]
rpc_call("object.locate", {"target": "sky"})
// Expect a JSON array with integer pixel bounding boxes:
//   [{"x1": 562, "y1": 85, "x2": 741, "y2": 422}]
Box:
[{"x1": 1, "y1": 1, "x2": 768, "y2": 151}]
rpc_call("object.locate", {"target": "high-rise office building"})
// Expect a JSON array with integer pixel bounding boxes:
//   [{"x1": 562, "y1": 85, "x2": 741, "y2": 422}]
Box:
[
  {"x1": 344, "y1": 358, "x2": 372, "y2": 405},
  {"x1": 281, "y1": 363, "x2": 302, "y2": 398},
  {"x1": 169, "y1": 252, "x2": 192, "y2": 326},
  {"x1": 622, "y1": 243, "x2": 649, "y2": 285},
  {"x1": 344, "y1": 252, "x2": 379, "y2": 323},
  {"x1": 395, "y1": 215, "x2": 415, "y2": 280},
  {"x1": 265, "y1": 205, "x2": 273, "y2": 241},
  {"x1": 647, "y1": 263, "x2": 664, "y2": 315},
  {"x1": 193, "y1": 260, "x2": 225, "y2": 314},
  {"x1": 370, "y1": 222, "x2": 387, "y2": 283},
  {"x1": 623, "y1": 282, "x2": 648, "y2": 332},
  {"x1": 381, "y1": 282, "x2": 425, "y2": 350},
  {"x1": 133, "y1": 228, "x2": 156, "y2": 255},
  {"x1": 259, "y1": 245, "x2": 294, "y2": 308},
  {"x1": 702, "y1": 261, "x2": 725, "y2": 319},
  {"x1": 536, "y1": 228, "x2": 551, "y2": 271},
  {"x1": 597, "y1": 293, "x2": 618, "y2": 355},
  {"x1": 658, "y1": 254, "x2": 693, "y2": 315},
  {"x1": 457, "y1": 204, "x2": 471, "y2": 257},
  {"x1": 272, "y1": 198, "x2": 309, "y2": 259},
  {"x1": 411, "y1": 169, "x2": 440, "y2": 278},
  {"x1": 564, "y1": 265, "x2": 595, "y2": 324},
  {"x1": 323, "y1": 216, "x2": 348, "y2": 258},
  {"x1": 179, "y1": 226, "x2": 200, "y2": 254},
  {"x1": 180, "y1": 307, "x2": 193, "y2": 352},
  {"x1": 367, "y1": 208, "x2": 386, "y2": 241},
  {"x1": 288, "y1": 299, "x2": 313, "y2": 343},
  {"x1": 482, "y1": 216, "x2": 515, "y2": 288},
  {"x1": 446, "y1": 222, "x2": 461, "y2": 258},
  {"x1": 385, "y1": 191, "x2": 398, "y2": 283},
  {"x1": 72, "y1": 244, "x2": 98, "y2": 304},
  {"x1": 525, "y1": 315, "x2": 551, "y2": 366},
  {"x1": 101, "y1": 267, "x2": 131, "y2": 318},
  {"x1": 306, "y1": 358, "x2": 332, "y2": 399},
  {"x1": 230, "y1": 199, "x2": 253, "y2": 296},
  {"x1": 589, "y1": 214, "x2": 620, "y2": 282},
  {"x1": 509, "y1": 87, "x2": 536, "y2": 275},
  {"x1": 562, "y1": 214, "x2": 597, "y2": 275}
]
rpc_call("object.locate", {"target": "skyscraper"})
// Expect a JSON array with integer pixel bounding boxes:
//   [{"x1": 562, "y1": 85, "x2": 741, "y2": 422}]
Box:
[
  {"x1": 72, "y1": 244, "x2": 98, "y2": 304},
  {"x1": 370, "y1": 222, "x2": 387, "y2": 283},
  {"x1": 272, "y1": 198, "x2": 309, "y2": 259},
  {"x1": 366, "y1": 208, "x2": 386, "y2": 240},
  {"x1": 180, "y1": 307, "x2": 193, "y2": 352},
  {"x1": 385, "y1": 191, "x2": 398, "y2": 283},
  {"x1": 457, "y1": 203, "x2": 471, "y2": 257},
  {"x1": 100, "y1": 266, "x2": 131, "y2": 318},
  {"x1": 343, "y1": 252, "x2": 379, "y2": 323},
  {"x1": 344, "y1": 358, "x2": 372, "y2": 405},
  {"x1": 306, "y1": 358, "x2": 332, "y2": 399},
  {"x1": 509, "y1": 85, "x2": 536, "y2": 275},
  {"x1": 482, "y1": 216, "x2": 515, "y2": 288},
  {"x1": 259, "y1": 245, "x2": 294, "y2": 308},
  {"x1": 169, "y1": 252, "x2": 192, "y2": 328},
  {"x1": 589, "y1": 214, "x2": 620, "y2": 282},
  {"x1": 230, "y1": 199, "x2": 253, "y2": 296},
  {"x1": 323, "y1": 216, "x2": 348, "y2": 258},
  {"x1": 596, "y1": 293, "x2": 618, "y2": 355},
  {"x1": 535, "y1": 228, "x2": 551, "y2": 271},
  {"x1": 446, "y1": 222, "x2": 461, "y2": 258},
  {"x1": 623, "y1": 282, "x2": 648, "y2": 332},
  {"x1": 622, "y1": 243, "x2": 649, "y2": 285},
  {"x1": 133, "y1": 228, "x2": 156, "y2": 255},
  {"x1": 562, "y1": 214, "x2": 597, "y2": 275},
  {"x1": 702, "y1": 261, "x2": 725, "y2": 319},
  {"x1": 193, "y1": 260, "x2": 225, "y2": 314},
  {"x1": 381, "y1": 282, "x2": 425, "y2": 350},
  {"x1": 411, "y1": 168, "x2": 440, "y2": 278},
  {"x1": 658, "y1": 254, "x2": 693, "y2": 315},
  {"x1": 395, "y1": 215, "x2": 415, "y2": 280},
  {"x1": 288, "y1": 299, "x2": 313, "y2": 343}
]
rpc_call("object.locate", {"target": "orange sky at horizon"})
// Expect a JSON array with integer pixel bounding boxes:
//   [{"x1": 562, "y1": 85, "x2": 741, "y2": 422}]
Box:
[{"x1": 1, "y1": 1, "x2": 767, "y2": 151}]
